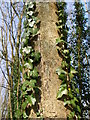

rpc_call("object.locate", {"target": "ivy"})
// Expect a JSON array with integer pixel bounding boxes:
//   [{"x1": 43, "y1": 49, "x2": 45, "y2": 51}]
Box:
[
  {"x1": 15, "y1": 1, "x2": 41, "y2": 118},
  {"x1": 56, "y1": 2, "x2": 81, "y2": 119}
]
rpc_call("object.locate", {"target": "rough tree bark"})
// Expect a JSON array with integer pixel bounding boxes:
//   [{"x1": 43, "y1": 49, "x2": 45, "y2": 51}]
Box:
[{"x1": 31, "y1": 2, "x2": 70, "y2": 118}]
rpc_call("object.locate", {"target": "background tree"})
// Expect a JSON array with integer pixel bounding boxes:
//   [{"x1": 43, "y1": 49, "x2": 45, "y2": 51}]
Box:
[
  {"x1": 68, "y1": 0, "x2": 89, "y2": 118},
  {"x1": 0, "y1": 0, "x2": 89, "y2": 119},
  {"x1": 0, "y1": 1, "x2": 24, "y2": 119}
]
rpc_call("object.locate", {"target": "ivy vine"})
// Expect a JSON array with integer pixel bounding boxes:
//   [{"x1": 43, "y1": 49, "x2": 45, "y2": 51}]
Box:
[
  {"x1": 56, "y1": 2, "x2": 81, "y2": 119},
  {"x1": 15, "y1": 1, "x2": 41, "y2": 118}
]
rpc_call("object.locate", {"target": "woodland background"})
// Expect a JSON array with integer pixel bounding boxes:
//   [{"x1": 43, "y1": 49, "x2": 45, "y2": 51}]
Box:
[{"x1": 0, "y1": 0, "x2": 89, "y2": 119}]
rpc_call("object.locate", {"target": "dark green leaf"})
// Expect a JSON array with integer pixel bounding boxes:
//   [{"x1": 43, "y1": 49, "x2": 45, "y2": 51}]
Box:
[
  {"x1": 30, "y1": 68, "x2": 38, "y2": 78},
  {"x1": 28, "y1": 79, "x2": 36, "y2": 88},
  {"x1": 61, "y1": 61, "x2": 68, "y2": 68},
  {"x1": 70, "y1": 67, "x2": 77, "y2": 74},
  {"x1": 27, "y1": 95, "x2": 36, "y2": 106},
  {"x1": 29, "y1": 28, "x2": 38, "y2": 36},
  {"x1": 57, "y1": 84, "x2": 67, "y2": 99},
  {"x1": 57, "y1": 88, "x2": 68, "y2": 99},
  {"x1": 70, "y1": 99, "x2": 76, "y2": 107},
  {"x1": 22, "y1": 101, "x2": 28, "y2": 110},
  {"x1": 76, "y1": 88, "x2": 79, "y2": 94},
  {"x1": 21, "y1": 91, "x2": 27, "y2": 98},
  {"x1": 70, "y1": 111, "x2": 75, "y2": 117},
  {"x1": 23, "y1": 111, "x2": 28, "y2": 118},
  {"x1": 68, "y1": 92, "x2": 73, "y2": 98},
  {"x1": 15, "y1": 109, "x2": 22, "y2": 118},
  {"x1": 59, "y1": 73, "x2": 67, "y2": 81},
  {"x1": 22, "y1": 80, "x2": 30, "y2": 90},
  {"x1": 26, "y1": 88, "x2": 32, "y2": 92},
  {"x1": 56, "y1": 67, "x2": 67, "y2": 76},
  {"x1": 77, "y1": 105, "x2": 81, "y2": 113},
  {"x1": 69, "y1": 73, "x2": 74, "y2": 79},
  {"x1": 31, "y1": 52, "x2": 41, "y2": 62},
  {"x1": 64, "y1": 100, "x2": 71, "y2": 106},
  {"x1": 74, "y1": 97, "x2": 78, "y2": 102},
  {"x1": 56, "y1": 38, "x2": 67, "y2": 45}
]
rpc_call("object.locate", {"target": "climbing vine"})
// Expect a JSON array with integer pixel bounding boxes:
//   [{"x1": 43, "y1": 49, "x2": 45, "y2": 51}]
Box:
[
  {"x1": 69, "y1": 1, "x2": 89, "y2": 118},
  {"x1": 56, "y1": 2, "x2": 81, "y2": 119},
  {"x1": 15, "y1": 1, "x2": 41, "y2": 118}
]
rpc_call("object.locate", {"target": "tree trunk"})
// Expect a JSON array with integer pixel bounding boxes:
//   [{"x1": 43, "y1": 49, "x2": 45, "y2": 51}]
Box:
[{"x1": 32, "y1": 2, "x2": 69, "y2": 118}]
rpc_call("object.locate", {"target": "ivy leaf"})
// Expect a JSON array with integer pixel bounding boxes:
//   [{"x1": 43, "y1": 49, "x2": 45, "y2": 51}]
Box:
[
  {"x1": 28, "y1": 58, "x2": 33, "y2": 63},
  {"x1": 59, "y1": 73, "x2": 67, "y2": 81},
  {"x1": 56, "y1": 67, "x2": 67, "y2": 76},
  {"x1": 69, "y1": 73, "x2": 74, "y2": 79},
  {"x1": 22, "y1": 38, "x2": 27, "y2": 44},
  {"x1": 57, "y1": 25, "x2": 63, "y2": 29},
  {"x1": 24, "y1": 62, "x2": 33, "y2": 70},
  {"x1": 21, "y1": 91, "x2": 27, "y2": 98},
  {"x1": 77, "y1": 105, "x2": 81, "y2": 113},
  {"x1": 27, "y1": 11, "x2": 33, "y2": 16},
  {"x1": 15, "y1": 109, "x2": 22, "y2": 118},
  {"x1": 57, "y1": 88, "x2": 68, "y2": 99},
  {"x1": 29, "y1": 28, "x2": 38, "y2": 36},
  {"x1": 61, "y1": 61, "x2": 68, "y2": 69},
  {"x1": 57, "y1": 10, "x2": 62, "y2": 13},
  {"x1": 23, "y1": 20, "x2": 28, "y2": 27},
  {"x1": 28, "y1": 79, "x2": 36, "y2": 88},
  {"x1": 63, "y1": 49, "x2": 69, "y2": 55},
  {"x1": 22, "y1": 101, "x2": 28, "y2": 110},
  {"x1": 26, "y1": 88, "x2": 32, "y2": 92},
  {"x1": 70, "y1": 67, "x2": 77, "y2": 74},
  {"x1": 32, "y1": 16, "x2": 38, "y2": 22},
  {"x1": 76, "y1": 88, "x2": 79, "y2": 94},
  {"x1": 58, "y1": 20, "x2": 62, "y2": 23},
  {"x1": 22, "y1": 46, "x2": 32, "y2": 54},
  {"x1": 20, "y1": 65, "x2": 22, "y2": 72},
  {"x1": 31, "y1": 52, "x2": 41, "y2": 62},
  {"x1": 30, "y1": 68, "x2": 38, "y2": 78},
  {"x1": 34, "y1": 87, "x2": 40, "y2": 94},
  {"x1": 28, "y1": 3, "x2": 34, "y2": 9},
  {"x1": 28, "y1": 18, "x2": 32, "y2": 22},
  {"x1": 74, "y1": 97, "x2": 78, "y2": 102},
  {"x1": 22, "y1": 79, "x2": 36, "y2": 91},
  {"x1": 64, "y1": 100, "x2": 71, "y2": 106},
  {"x1": 70, "y1": 99, "x2": 76, "y2": 107},
  {"x1": 29, "y1": 21, "x2": 35, "y2": 27},
  {"x1": 68, "y1": 91, "x2": 74, "y2": 98},
  {"x1": 56, "y1": 38, "x2": 66, "y2": 45},
  {"x1": 23, "y1": 111, "x2": 28, "y2": 118},
  {"x1": 30, "y1": 95, "x2": 36, "y2": 105},
  {"x1": 22, "y1": 81, "x2": 29, "y2": 90},
  {"x1": 27, "y1": 95, "x2": 36, "y2": 106},
  {"x1": 70, "y1": 111, "x2": 75, "y2": 117},
  {"x1": 24, "y1": 73, "x2": 28, "y2": 80},
  {"x1": 59, "y1": 13, "x2": 63, "y2": 17},
  {"x1": 57, "y1": 84, "x2": 68, "y2": 99}
]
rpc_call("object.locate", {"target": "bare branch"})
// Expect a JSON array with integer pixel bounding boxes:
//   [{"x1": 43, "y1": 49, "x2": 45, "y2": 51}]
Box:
[
  {"x1": 10, "y1": 0, "x2": 20, "y2": 19},
  {"x1": 0, "y1": 66, "x2": 10, "y2": 86}
]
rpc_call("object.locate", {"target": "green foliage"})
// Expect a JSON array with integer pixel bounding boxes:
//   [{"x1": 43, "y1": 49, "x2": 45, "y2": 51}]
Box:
[
  {"x1": 30, "y1": 68, "x2": 39, "y2": 78},
  {"x1": 57, "y1": 84, "x2": 68, "y2": 99},
  {"x1": 56, "y1": 67, "x2": 67, "y2": 76},
  {"x1": 15, "y1": 109, "x2": 22, "y2": 118},
  {"x1": 56, "y1": 38, "x2": 67, "y2": 45},
  {"x1": 56, "y1": 1, "x2": 82, "y2": 119},
  {"x1": 68, "y1": 1, "x2": 89, "y2": 118},
  {"x1": 17, "y1": 1, "x2": 41, "y2": 118},
  {"x1": 23, "y1": 112, "x2": 28, "y2": 118},
  {"x1": 31, "y1": 52, "x2": 41, "y2": 62}
]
